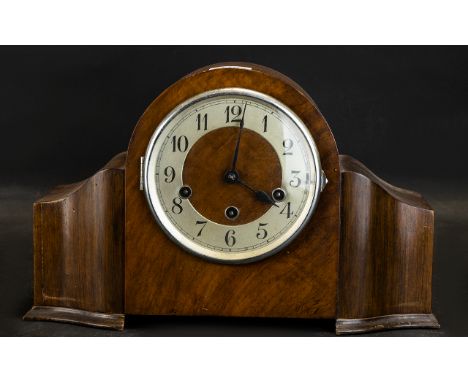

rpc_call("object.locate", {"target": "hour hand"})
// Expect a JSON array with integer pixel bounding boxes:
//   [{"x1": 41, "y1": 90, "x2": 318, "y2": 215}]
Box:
[
  {"x1": 237, "y1": 178, "x2": 279, "y2": 207},
  {"x1": 254, "y1": 190, "x2": 279, "y2": 207},
  {"x1": 223, "y1": 170, "x2": 278, "y2": 207}
]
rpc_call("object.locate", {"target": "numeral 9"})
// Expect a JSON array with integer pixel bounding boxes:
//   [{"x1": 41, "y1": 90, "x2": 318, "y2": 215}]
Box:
[{"x1": 164, "y1": 166, "x2": 175, "y2": 183}]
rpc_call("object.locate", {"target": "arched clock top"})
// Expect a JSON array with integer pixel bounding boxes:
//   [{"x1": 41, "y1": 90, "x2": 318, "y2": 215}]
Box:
[{"x1": 126, "y1": 63, "x2": 340, "y2": 186}]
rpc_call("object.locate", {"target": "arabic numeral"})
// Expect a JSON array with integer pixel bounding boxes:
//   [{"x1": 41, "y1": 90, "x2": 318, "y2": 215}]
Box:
[
  {"x1": 225, "y1": 229, "x2": 236, "y2": 247},
  {"x1": 282, "y1": 139, "x2": 293, "y2": 155},
  {"x1": 225, "y1": 105, "x2": 243, "y2": 123},
  {"x1": 196, "y1": 113, "x2": 208, "y2": 131},
  {"x1": 280, "y1": 202, "x2": 293, "y2": 219},
  {"x1": 256, "y1": 223, "x2": 268, "y2": 240},
  {"x1": 171, "y1": 197, "x2": 183, "y2": 214},
  {"x1": 163, "y1": 166, "x2": 175, "y2": 183},
  {"x1": 262, "y1": 115, "x2": 268, "y2": 132},
  {"x1": 171, "y1": 135, "x2": 188, "y2": 152},
  {"x1": 289, "y1": 170, "x2": 301, "y2": 188},
  {"x1": 195, "y1": 220, "x2": 207, "y2": 237}
]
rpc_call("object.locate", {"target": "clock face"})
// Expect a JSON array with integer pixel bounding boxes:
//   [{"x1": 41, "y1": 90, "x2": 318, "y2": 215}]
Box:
[{"x1": 143, "y1": 88, "x2": 324, "y2": 263}]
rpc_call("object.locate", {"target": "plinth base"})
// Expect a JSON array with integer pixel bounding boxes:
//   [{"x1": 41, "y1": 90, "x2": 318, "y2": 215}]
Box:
[
  {"x1": 23, "y1": 306, "x2": 125, "y2": 331},
  {"x1": 336, "y1": 313, "x2": 440, "y2": 335}
]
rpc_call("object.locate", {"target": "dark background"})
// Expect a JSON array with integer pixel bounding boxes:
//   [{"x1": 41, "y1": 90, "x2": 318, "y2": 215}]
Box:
[{"x1": 1, "y1": 46, "x2": 467, "y2": 336}]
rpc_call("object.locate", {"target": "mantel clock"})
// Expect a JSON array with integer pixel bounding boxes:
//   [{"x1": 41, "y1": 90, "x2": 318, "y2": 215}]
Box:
[{"x1": 24, "y1": 63, "x2": 440, "y2": 334}]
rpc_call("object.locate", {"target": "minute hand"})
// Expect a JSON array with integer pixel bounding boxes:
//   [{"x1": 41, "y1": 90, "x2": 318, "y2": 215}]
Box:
[{"x1": 230, "y1": 103, "x2": 247, "y2": 171}]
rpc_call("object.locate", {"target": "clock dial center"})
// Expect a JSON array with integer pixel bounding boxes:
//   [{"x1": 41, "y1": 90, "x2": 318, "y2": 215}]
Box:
[
  {"x1": 224, "y1": 169, "x2": 239, "y2": 183},
  {"x1": 183, "y1": 127, "x2": 282, "y2": 226}
]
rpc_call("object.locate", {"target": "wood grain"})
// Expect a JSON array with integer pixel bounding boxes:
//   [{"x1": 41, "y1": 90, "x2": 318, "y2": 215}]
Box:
[
  {"x1": 125, "y1": 62, "x2": 341, "y2": 318},
  {"x1": 23, "y1": 63, "x2": 438, "y2": 334},
  {"x1": 337, "y1": 154, "x2": 439, "y2": 333},
  {"x1": 24, "y1": 152, "x2": 126, "y2": 329},
  {"x1": 183, "y1": 127, "x2": 282, "y2": 225},
  {"x1": 336, "y1": 313, "x2": 439, "y2": 335},
  {"x1": 23, "y1": 306, "x2": 125, "y2": 330}
]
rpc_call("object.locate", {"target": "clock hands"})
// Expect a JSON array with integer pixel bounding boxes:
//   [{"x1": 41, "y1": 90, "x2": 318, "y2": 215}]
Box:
[
  {"x1": 237, "y1": 178, "x2": 279, "y2": 207},
  {"x1": 230, "y1": 103, "x2": 247, "y2": 171},
  {"x1": 224, "y1": 169, "x2": 279, "y2": 207},
  {"x1": 224, "y1": 102, "x2": 279, "y2": 207}
]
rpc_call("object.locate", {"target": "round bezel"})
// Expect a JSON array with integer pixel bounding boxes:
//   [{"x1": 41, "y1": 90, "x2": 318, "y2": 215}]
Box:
[{"x1": 143, "y1": 88, "x2": 324, "y2": 263}]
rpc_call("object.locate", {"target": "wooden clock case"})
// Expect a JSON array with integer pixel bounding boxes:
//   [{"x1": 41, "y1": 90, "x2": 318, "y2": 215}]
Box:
[{"x1": 23, "y1": 63, "x2": 440, "y2": 334}]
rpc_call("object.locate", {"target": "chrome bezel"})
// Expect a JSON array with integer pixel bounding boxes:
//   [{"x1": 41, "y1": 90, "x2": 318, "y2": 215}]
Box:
[{"x1": 143, "y1": 88, "x2": 324, "y2": 264}]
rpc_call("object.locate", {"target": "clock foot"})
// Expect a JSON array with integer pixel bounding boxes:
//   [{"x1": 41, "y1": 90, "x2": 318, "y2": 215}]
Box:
[
  {"x1": 337, "y1": 155, "x2": 439, "y2": 335},
  {"x1": 23, "y1": 306, "x2": 125, "y2": 330},
  {"x1": 26, "y1": 152, "x2": 126, "y2": 331},
  {"x1": 336, "y1": 313, "x2": 440, "y2": 335}
]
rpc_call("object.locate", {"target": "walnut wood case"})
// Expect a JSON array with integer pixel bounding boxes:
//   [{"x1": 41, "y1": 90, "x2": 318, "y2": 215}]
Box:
[{"x1": 23, "y1": 63, "x2": 439, "y2": 334}]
